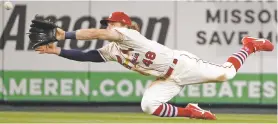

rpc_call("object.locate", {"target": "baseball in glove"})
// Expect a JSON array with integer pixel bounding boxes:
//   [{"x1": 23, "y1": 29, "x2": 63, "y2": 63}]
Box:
[{"x1": 28, "y1": 16, "x2": 59, "y2": 49}]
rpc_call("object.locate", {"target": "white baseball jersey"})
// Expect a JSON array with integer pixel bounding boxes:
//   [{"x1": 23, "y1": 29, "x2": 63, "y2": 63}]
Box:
[{"x1": 98, "y1": 27, "x2": 175, "y2": 77}]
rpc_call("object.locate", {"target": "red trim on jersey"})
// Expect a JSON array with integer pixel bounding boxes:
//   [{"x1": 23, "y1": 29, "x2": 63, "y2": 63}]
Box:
[
  {"x1": 116, "y1": 55, "x2": 122, "y2": 63},
  {"x1": 162, "y1": 59, "x2": 178, "y2": 79}
]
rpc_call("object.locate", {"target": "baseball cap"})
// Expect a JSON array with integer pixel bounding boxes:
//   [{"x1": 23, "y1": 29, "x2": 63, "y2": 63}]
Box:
[{"x1": 100, "y1": 11, "x2": 132, "y2": 26}]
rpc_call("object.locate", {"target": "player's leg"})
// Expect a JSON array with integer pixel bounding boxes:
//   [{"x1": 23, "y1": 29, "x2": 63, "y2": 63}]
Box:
[
  {"x1": 227, "y1": 36, "x2": 274, "y2": 71},
  {"x1": 175, "y1": 36, "x2": 274, "y2": 85},
  {"x1": 208, "y1": 36, "x2": 274, "y2": 82},
  {"x1": 141, "y1": 79, "x2": 186, "y2": 117},
  {"x1": 141, "y1": 79, "x2": 216, "y2": 120},
  {"x1": 210, "y1": 36, "x2": 274, "y2": 81}
]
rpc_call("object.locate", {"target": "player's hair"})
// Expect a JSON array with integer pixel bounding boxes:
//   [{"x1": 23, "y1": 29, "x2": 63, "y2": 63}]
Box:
[{"x1": 128, "y1": 21, "x2": 140, "y2": 32}]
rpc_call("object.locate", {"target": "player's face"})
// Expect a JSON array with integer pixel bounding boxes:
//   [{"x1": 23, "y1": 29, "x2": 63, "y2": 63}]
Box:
[{"x1": 107, "y1": 21, "x2": 124, "y2": 30}]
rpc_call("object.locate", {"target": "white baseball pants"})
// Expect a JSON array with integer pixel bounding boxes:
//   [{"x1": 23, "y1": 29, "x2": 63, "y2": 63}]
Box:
[{"x1": 141, "y1": 50, "x2": 237, "y2": 114}]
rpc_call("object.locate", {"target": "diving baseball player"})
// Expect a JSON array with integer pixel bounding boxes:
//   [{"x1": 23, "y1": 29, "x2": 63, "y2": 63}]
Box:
[{"x1": 30, "y1": 11, "x2": 274, "y2": 120}]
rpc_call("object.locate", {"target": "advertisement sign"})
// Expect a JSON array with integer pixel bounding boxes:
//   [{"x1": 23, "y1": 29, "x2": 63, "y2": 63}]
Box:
[
  {"x1": 0, "y1": 71, "x2": 276, "y2": 104},
  {"x1": 1, "y1": 1, "x2": 175, "y2": 72},
  {"x1": 177, "y1": 2, "x2": 277, "y2": 73}
]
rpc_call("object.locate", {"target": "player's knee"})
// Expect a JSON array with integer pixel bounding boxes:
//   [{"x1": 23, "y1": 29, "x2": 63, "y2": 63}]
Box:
[
  {"x1": 225, "y1": 69, "x2": 236, "y2": 80},
  {"x1": 215, "y1": 64, "x2": 237, "y2": 82},
  {"x1": 141, "y1": 98, "x2": 153, "y2": 114},
  {"x1": 223, "y1": 62, "x2": 237, "y2": 80},
  {"x1": 212, "y1": 63, "x2": 237, "y2": 82},
  {"x1": 141, "y1": 97, "x2": 159, "y2": 115}
]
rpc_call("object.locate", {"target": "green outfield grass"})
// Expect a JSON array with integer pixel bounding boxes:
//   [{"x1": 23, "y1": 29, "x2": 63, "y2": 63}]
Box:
[{"x1": 0, "y1": 112, "x2": 276, "y2": 123}]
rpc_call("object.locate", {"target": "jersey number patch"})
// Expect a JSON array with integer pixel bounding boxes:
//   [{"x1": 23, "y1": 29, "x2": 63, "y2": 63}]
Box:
[{"x1": 142, "y1": 51, "x2": 156, "y2": 67}]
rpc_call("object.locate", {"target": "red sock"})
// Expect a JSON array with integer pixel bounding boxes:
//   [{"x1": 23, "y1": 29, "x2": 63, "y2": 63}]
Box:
[
  {"x1": 227, "y1": 43, "x2": 254, "y2": 71},
  {"x1": 152, "y1": 103, "x2": 191, "y2": 117}
]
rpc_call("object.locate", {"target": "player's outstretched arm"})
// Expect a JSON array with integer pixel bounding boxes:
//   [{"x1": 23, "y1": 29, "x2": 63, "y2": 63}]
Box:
[
  {"x1": 56, "y1": 28, "x2": 122, "y2": 42},
  {"x1": 35, "y1": 43, "x2": 105, "y2": 62},
  {"x1": 58, "y1": 49, "x2": 105, "y2": 62}
]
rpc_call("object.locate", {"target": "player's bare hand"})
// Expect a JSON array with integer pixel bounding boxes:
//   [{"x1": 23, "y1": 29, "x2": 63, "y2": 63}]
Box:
[
  {"x1": 35, "y1": 43, "x2": 61, "y2": 55},
  {"x1": 55, "y1": 28, "x2": 66, "y2": 41}
]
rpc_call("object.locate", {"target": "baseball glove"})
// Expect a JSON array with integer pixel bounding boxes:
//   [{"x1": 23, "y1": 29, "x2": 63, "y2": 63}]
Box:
[{"x1": 28, "y1": 17, "x2": 59, "y2": 49}]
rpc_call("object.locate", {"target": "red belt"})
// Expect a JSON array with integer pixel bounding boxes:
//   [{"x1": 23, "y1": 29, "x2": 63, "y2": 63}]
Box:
[{"x1": 161, "y1": 59, "x2": 178, "y2": 79}]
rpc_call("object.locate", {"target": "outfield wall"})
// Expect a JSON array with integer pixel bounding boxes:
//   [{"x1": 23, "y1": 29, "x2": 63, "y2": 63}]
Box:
[{"x1": 0, "y1": 1, "x2": 277, "y2": 105}]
